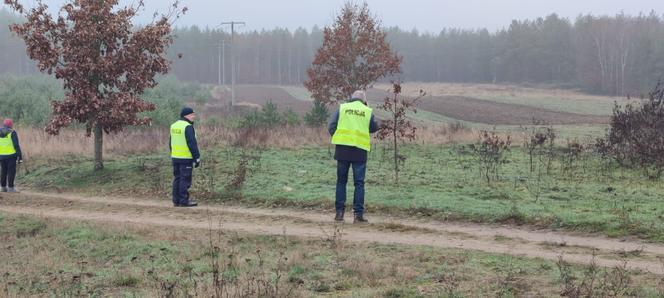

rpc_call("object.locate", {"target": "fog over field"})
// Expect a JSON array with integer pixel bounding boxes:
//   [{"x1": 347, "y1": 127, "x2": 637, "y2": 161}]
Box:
[{"x1": 2, "y1": 0, "x2": 661, "y2": 31}]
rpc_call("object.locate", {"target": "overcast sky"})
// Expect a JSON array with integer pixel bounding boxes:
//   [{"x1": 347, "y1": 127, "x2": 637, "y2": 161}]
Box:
[{"x1": 3, "y1": 0, "x2": 662, "y2": 32}]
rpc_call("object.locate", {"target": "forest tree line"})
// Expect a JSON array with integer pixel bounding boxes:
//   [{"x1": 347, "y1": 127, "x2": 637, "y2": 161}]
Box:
[{"x1": 2, "y1": 9, "x2": 664, "y2": 95}]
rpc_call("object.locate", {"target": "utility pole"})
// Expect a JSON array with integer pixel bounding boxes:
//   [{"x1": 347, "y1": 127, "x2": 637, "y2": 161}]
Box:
[
  {"x1": 217, "y1": 40, "x2": 226, "y2": 86},
  {"x1": 219, "y1": 21, "x2": 245, "y2": 108}
]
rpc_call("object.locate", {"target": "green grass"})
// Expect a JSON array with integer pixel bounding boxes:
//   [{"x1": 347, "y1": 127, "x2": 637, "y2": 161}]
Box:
[
  {"x1": 2, "y1": 213, "x2": 662, "y2": 296},
  {"x1": 18, "y1": 144, "x2": 664, "y2": 242}
]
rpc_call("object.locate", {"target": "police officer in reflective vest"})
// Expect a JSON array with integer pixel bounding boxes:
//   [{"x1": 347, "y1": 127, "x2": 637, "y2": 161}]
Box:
[
  {"x1": 328, "y1": 90, "x2": 380, "y2": 223},
  {"x1": 0, "y1": 119, "x2": 22, "y2": 193},
  {"x1": 170, "y1": 107, "x2": 201, "y2": 207}
]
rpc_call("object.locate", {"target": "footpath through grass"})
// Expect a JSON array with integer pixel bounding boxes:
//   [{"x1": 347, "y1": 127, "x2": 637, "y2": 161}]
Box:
[
  {"x1": 19, "y1": 144, "x2": 664, "y2": 242},
  {"x1": 2, "y1": 213, "x2": 664, "y2": 296}
]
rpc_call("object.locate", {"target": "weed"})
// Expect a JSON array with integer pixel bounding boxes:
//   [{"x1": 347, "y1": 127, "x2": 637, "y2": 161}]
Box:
[
  {"x1": 13, "y1": 216, "x2": 47, "y2": 238},
  {"x1": 496, "y1": 258, "x2": 526, "y2": 297},
  {"x1": 321, "y1": 223, "x2": 345, "y2": 269},
  {"x1": 557, "y1": 252, "x2": 632, "y2": 297},
  {"x1": 521, "y1": 121, "x2": 556, "y2": 173}
]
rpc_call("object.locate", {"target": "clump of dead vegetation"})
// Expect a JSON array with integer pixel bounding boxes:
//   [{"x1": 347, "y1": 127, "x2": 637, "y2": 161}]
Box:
[
  {"x1": 470, "y1": 130, "x2": 512, "y2": 184},
  {"x1": 597, "y1": 82, "x2": 664, "y2": 179},
  {"x1": 557, "y1": 253, "x2": 633, "y2": 297}
]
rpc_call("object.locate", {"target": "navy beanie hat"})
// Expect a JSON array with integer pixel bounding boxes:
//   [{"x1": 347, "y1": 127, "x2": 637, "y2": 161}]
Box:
[{"x1": 180, "y1": 107, "x2": 194, "y2": 117}]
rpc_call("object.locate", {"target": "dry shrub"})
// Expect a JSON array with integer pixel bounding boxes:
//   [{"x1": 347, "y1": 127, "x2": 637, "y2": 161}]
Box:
[
  {"x1": 598, "y1": 82, "x2": 664, "y2": 179},
  {"x1": 520, "y1": 122, "x2": 556, "y2": 173},
  {"x1": 19, "y1": 127, "x2": 168, "y2": 159},
  {"x1": 151, "y1": 227, "x2": 299, "y2": 298},
  {"x1": 557, "y1": 254, "x2": 632, "y2": 298},
  {"x1": 470, "y1": 131, "x2": 512, "y2": 184}
]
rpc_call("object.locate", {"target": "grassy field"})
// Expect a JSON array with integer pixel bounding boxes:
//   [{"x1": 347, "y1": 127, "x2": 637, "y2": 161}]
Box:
[
  {"x1": 18, "y1": 141, "x2": 664, "y2": 243},
  {"x1": 5, "y1": 82, "x2": 661, "y2": 296},
  {"x1": 2, "y1": 213, "x2": 664, "y2": 297}
]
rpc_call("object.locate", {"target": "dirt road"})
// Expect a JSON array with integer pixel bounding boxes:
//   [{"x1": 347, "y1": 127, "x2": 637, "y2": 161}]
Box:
[{"x1": 1, "y1": 191, "x2": 663, "y2": 274}]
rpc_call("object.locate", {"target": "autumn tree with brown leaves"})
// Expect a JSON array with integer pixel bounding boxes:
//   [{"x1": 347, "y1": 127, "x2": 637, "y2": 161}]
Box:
[
  {"x1": 305, "y1": 2, "x2": 401, "y2": 105},
  {"x1": 377, "y1": 82, "x2": 425, "y2": 184},
  {"x1": 4, "y1": 0, "x2": 185, "y2": 170}
]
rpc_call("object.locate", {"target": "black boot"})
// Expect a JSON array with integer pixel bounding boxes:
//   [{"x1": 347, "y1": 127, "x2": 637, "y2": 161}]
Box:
[
  {"x1": 334, "y1": 210, "x2": 345, "y2": 222},
  {"x1": 178, "y1": 201, "x2": 198, "y2": 207},
  {"x1": 354, "y1": 213, "x2": 368, "y2": 224}
]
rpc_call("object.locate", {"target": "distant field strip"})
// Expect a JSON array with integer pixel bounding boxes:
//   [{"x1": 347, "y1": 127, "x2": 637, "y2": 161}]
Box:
[{"x1": 417, "y1": 95, "x2": 608, "y2": 125}]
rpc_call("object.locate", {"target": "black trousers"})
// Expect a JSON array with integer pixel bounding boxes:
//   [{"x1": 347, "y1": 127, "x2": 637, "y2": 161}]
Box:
[
  {"x1": 0, "y1": 157, "x2": 16, "y2": 188},
  {"x1": 172, "y1": 161, "x2": 193, "y2": 204}
]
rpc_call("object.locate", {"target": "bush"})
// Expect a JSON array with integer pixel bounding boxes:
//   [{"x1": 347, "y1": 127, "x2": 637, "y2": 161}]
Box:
[
  {"x1": 304, "y1": 100, "x2": 329, "y2": 127},
  {"x1": 240, "y1": 100, "x2": 301, "y2": 128},
  {"x1": 0, "y1": 75, "x2": 211, "y2": 128},
  {"x1": 282, "y1": 108, "x2": 301, "y2": 126},
  {"x1": 259, "y1": 100, "x2": 282, "y2": 126},
  {"x1": 470, "y1": 131, "x2": 512, "y2": 184},
  {"x1": 142, "y1": 76, "x2": 212, "y2": 127},
  {"x1": 0, "y1": 75, "x2": 62, "y2": 126},
  {"x1": 598, "y1": 82, "x2": 664, "y2": 178}
]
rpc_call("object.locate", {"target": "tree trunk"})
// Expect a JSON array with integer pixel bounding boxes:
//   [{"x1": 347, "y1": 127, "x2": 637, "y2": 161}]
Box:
[
  {"x1": 94, "y1": 123, "x2": 104, "y2": 171},
  {"x1": 393, "y1": 125, "x2": 398, "y2": 184},
  {"x1": 393, "y1": 95, "x2": 399, "y2": 185}
]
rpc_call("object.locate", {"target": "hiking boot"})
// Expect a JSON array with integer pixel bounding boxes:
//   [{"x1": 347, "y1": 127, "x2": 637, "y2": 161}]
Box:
[
  {"x1": 1, "y1": 187, "x2": 7, "y2": 192},
  {"x1": 178, "y1": 201, "x2": 198, "y2": 207},
  {"x1": 353, "y1": 213, "x2": 368, "y2": 224},
  {"x1": 334, "y1": 210, "x2": 345, "y2": 222},
  {"x1": 7, "y1": 187, "x2": 18, "y2": 193}
]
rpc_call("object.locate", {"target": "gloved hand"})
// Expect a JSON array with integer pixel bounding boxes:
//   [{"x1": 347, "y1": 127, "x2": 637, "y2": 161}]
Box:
[
  {"x1": 17, "y1": 159, "x2": 23, "y2": 164},
  {"x1": 194, "y1": 159, "x2": 201, "y2": 168}
]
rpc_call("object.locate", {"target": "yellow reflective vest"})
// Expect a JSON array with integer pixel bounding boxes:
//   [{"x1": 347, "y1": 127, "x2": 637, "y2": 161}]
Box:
[
  {"x1": 170, "y1": 120, "x2": 193, "y2": 159},
  {"x1": 331, "y1": 101, "x2": 372, "y2": 152},
  {"x1": 0, "y1": 131, "x2": 16, "y2": 156}
]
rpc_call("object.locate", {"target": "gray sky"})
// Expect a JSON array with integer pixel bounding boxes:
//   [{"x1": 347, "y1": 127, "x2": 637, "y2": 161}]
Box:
[{"x1": 3, "y1": 0, "x2": 662, "y2": 32}]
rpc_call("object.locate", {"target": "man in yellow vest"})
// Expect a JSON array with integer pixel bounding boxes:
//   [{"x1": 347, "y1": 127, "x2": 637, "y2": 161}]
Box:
[
  {"x1": 0, "y1": 119, "x2": 22, "y2": 193},
  {"x1": 169, "y1": 107, "x2": 201, "y2": 207},
  {"x1": 328, "y1": 90, "x2": 380, "y2": 223}
]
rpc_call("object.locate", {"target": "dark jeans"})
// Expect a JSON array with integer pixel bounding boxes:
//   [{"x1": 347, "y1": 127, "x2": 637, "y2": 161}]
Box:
[
  {"x1": 172, "y1": 161, "x2": 193, "y2": 204},
  {"x1": 0, "y1": 157, "x2": 16, "y2": 188},
  {"x1": 335, "y1": 160, "x2": 367, "y2": 215}
]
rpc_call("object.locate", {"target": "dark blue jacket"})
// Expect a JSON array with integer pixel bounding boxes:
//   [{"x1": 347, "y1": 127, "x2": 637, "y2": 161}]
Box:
[
  {"x1": 169, "y1": 118, "x2": 200, "y2": 163},
  {"x1": 0, "y1": 127, "x2": 22, "y2": 161},
  {"x1": 328, "y1": 99, "x2": 380, "y2": 162}
]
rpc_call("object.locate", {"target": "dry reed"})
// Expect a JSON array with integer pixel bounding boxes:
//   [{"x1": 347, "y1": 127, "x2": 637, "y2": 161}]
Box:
[{"x1": 17, "y1": 123, "x2": 478, "y2": 159}]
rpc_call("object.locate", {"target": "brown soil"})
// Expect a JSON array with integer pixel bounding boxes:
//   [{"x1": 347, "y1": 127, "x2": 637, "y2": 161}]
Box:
[
  {"x1": 366, "y1": 89, "x2": 608, "y2": 125},
  {"x1": 1, "y1": 191, "x2": 663, "y2": 275},
  {"x1": 418, "y1": 95, "x2": 609, "y2": 125},
  {"x1": 214, "y1": 85, "x2": 312, "y2": 114},
  {"x1": 204, "y1": 85, "x2": 606, "y2": 125}
]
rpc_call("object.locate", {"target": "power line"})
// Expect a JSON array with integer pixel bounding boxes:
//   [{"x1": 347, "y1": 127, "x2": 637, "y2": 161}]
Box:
[{"x1": 219, "y1": 21, "x2": 245, "y2": 108}]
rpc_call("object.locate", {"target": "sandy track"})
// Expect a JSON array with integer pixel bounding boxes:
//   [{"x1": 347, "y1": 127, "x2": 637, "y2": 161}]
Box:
[{"x1": 1, "y1": 191, "x2": 663, "y2": 274}]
